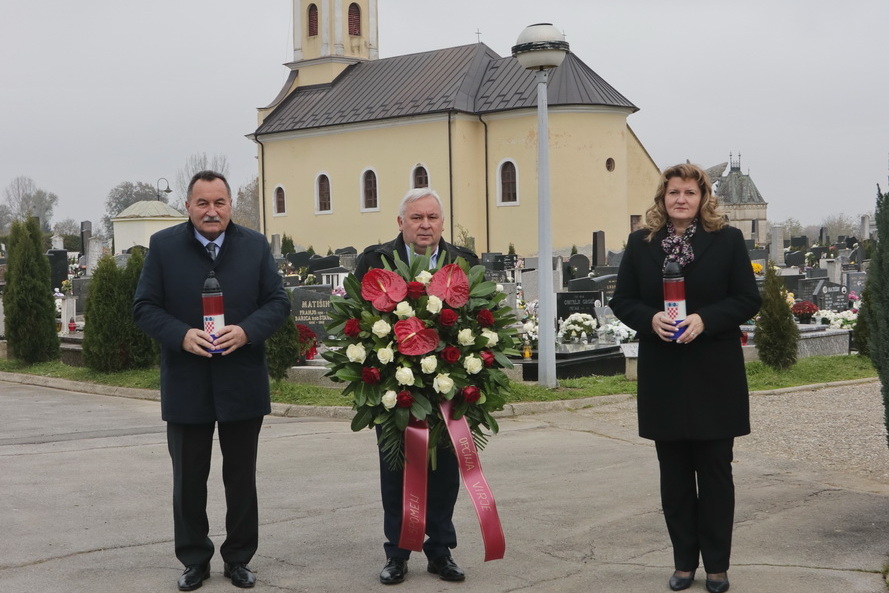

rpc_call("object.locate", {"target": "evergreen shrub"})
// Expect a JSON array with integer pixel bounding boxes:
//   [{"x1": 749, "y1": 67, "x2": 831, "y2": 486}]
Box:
[{"x1": 754, "y1": 261, "x2": 799, "y2": 370}]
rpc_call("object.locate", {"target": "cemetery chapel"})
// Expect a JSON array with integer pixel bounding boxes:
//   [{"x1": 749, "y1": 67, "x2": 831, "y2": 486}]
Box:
[{"x1": 251, "y1": 0, "x2": 664, "y2": 256}]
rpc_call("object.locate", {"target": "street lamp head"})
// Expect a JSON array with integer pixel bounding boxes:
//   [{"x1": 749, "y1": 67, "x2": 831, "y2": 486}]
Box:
[
  {"x1": 512, "y1": 23, "x2": 569, "y2": 70},
  {"x1": 156, "y1": 177, "x2": 172, "y2": 201}
]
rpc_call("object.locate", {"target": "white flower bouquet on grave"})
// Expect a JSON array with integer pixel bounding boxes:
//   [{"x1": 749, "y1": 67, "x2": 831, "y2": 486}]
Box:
[
  {"x1": 814, "y1": 309, "x2": 857, "y2": 330},
  {"x1": 558, "y1": 312, "x2": 598, "y2": 342},
  {"x1": 600, "y1": 319, "x2": 637, "y2": 343}
]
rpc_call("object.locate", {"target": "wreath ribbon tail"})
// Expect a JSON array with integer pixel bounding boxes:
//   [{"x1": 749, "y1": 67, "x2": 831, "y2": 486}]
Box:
[
  {"x1": 440, "y1": 399, "x2": 506, "y2": 561},
  {"x1": 397, "y1": 419, "x2": 428, "y2": 552}
]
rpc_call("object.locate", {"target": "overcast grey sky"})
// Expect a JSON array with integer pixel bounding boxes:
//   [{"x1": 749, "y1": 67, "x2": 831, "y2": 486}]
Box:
[{"x1": 2, "y1": 0, "x2": 887, "y2": 231}]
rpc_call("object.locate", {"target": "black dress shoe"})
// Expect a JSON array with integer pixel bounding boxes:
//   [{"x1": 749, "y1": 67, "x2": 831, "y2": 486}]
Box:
[
  {"x1": 669, "y1": 570, "x2": 695, "y2": 591},
  {"x1": 224, "y1": 563, "x2": 256, "y2": 588},
  {"x1": 427, "y1": 555, "x2": 465, "y2": 581},
  {"x1": 178, "y1": 564, "x2": 210, "y2": 591},
  {"x1": 379, "y1": 557, "x2": 408, "y2": 584},
  {"x1": 705, "y1": 574, "x2": 730, "y2": 593}
]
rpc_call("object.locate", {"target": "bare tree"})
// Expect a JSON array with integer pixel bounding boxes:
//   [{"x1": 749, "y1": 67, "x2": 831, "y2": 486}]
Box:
[
  {"x1": 53, "y1": 218, "x2": 80, "y2": 236},
  {"x1": 820, "y1": 213, "x2": 858, "y2": 242},
  {"x1": 234, "y1": 176, "x2": 261, "y2": 231},
  {"x1": 0, "y1": 204, "x2": 12, "y2": 235},
  {"x1": 175, "y1": 153, "x2": 230, "y2": 199},
  {"x1": 3, "y1": 176, "x2": 59, "y2": 231}
]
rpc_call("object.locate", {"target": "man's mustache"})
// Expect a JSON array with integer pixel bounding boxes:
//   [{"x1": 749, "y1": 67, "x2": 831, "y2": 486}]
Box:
[{"x1": 202, "y1": 216, "x2": 222, "y2": 223}]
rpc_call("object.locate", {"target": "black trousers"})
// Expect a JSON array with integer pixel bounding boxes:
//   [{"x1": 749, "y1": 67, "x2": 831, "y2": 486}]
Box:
[
  {"x1": 655, "y1": 438, "x2": 735, "y2": 574},
  {"x1": 377, "y1": 427, "x2": 460, "y2": 560},
  {"x1": 167, "y1": 417, "x2": 263, "y2": 567}
]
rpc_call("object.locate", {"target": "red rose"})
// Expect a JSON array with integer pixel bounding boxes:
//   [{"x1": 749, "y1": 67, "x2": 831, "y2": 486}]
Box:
[
  {"x1": 362, "y1": 367, "x2": 381, "y2": 384},
  {"x1": 396, "y1": 390, "x2": 414, "y2": 408},
  {"x1": 461, "y1": 385, "x2": 482, "y2": 403},
  {"x1": 476, "y1": 309, "x2": 495, "y2": 327},
  {"x1": 344, "y1": 318, "x2": 361, "y2": 337},
  {"x1": 440, "y1": 345, "x2": 461, "y2": 364},
  {"x1": 480, "y1": 350, "x2": 495, "y2": 367},
  {"x1": 439, "y1": 309, "x2": 459, "y2": 327},
  {"x1": 406, "y1": 281, "x2": 426, "y2": 299}
]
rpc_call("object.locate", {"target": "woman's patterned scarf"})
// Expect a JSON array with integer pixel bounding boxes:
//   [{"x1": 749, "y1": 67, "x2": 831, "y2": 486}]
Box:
[{"x1": 661, "y1": 218, "x2": 698, "y2": 272}]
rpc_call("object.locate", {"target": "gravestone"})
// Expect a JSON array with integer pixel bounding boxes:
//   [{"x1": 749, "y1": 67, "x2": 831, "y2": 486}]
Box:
[
  {"x1": 806, "y1": 268, "x2": 828, "y2": 279},
  {"x1": 568, "y1": 254, "x2": 590, "y2": 278},
  {"x1": 861, "y1": 215, "x2": 871, "y2": 240},
  {"x1": 87, "y1": 236, "x2": 102, "y2": 275},
  {"x1": 779, "y1": 273, "x2": 805, "y2": 295},
  {"x1": 591, "y1": 231, "x2": 606, "y2": 267},
  {"x1": 813, "y1": 280, "x2": 847, "y2": 312},
  {"x1": 605, "y1": 250, "x2": 623, "y2": 268},
  {"x1": 790, "y1": 236, "x2": 809, "y2": 250},
  {"x1": 270, "y1": 234, "x2": 281, "y2": 258},
  {"x1": 556, "y1": 291, "x2": 600, "y2": 322},
  {"x1": 502, "y1": 254, "x2": 519, "y2": 270},
  {"x1": 744, "y1": 239, "x2": 755, "y2": 250},
  {"x1": 591, "y1": 266, "x2": 618, "y2": 277},
  {"x1": 844, "y1": 271, "x2": 867, "y2": 297},
  {"x1": 594, "y1": 305, "x2": 618, "y2": 327},
  {"x1": 339, "y1": 253, "x2": 357, "y2": 271},
  {"x1": 80, "y1": 221, "x2": 92, "y2": 259},
  {"x1": 810, "y1": 246, "x2": 827, "y2": 260},
  {"x1": 770, "y1": 225, "x2": 785, "y2": 266},
  {"x1": 287, "y1": 251, "x2": 312, "y2": 270},
  {"x1": 335, "y1": 246, "x2": 357, "y2": 255},
  {"x1": 498, "y1": 282, "x2": 518, "y2": 313},
  {"x1": 845, "y1": 236, "x2": 858, "y2": 249},
  {"x1": 289, "y1": 286, "x2": 334, "y2": 337},
  {"x1": 308, "y1": 255, "x2": 339, "y2": 273},
  {"x1": 46, "y1": 249, "x2": 68, "y2": 291},
  {"x1": 819, "y1": 227, "x2": 828, "y2": 246},
  {"x1": 822, "y1": 259, "x2": 841, "y2": 284},
  {"x1": 784, "y1": 251, "x2": 805, "y2": 268}
]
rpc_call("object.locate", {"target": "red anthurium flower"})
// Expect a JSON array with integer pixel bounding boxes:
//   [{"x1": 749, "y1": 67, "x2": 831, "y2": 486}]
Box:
[
  {"x1": 344, "y1": 318, "x2": 361, "y2": 337},
  {"x1": 476, "y1": 309, "x2": 495, "y2": 327},
  {"x1": 362, "y1": 367, "x2": 381, "y2": 384},
  {"x1": 440, "y1": 345, "x2": 461, "y2": 364},
  {"x1": 480, "y1": 350, "x2": 495, "y2": 367},
  {"x1": 427, "y1": 264, "x2": 470, "y2": 308},
  {"x1": 394, "y1": 317, "x2": 439, "y2": 355},
  {"x1": 461, "y1": 385, "x2": 482, "y2": 403},
  {"x1": 396, "y1": 390, "x2": 414, "y2": 408},
  {"x1": 439, "y1": 308, "x2": 459, "y2": 327},
  {"x1": 361, "y1": 268, "x2": 409, "y2": 312},
  {"x1": 406, "y1": 281, "x2": 426, "y2": 299}
]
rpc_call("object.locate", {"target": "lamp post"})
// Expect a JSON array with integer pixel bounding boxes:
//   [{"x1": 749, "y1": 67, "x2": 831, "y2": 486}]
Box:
[
  {"x1": 156, "y1": 177, "x2": 172, "y2": 201},
  {"x1": 512, "y1": 23, "x2": 568, "y2": 388}
]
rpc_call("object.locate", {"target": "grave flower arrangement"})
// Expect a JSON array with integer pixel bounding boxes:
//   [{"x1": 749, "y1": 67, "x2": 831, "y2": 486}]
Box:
[
  {"x1": 322, "y1": 254, "x2": 520, "y2": 470},
  {"x1": 295, "y1": 323, "x2": 318, "y2": 360},
  {"x1": 557, "y1": 312, "x2": 598, "y2": 342},
  {"x1": 790, "y1": 300, "x2": 818, "y2": 321}
]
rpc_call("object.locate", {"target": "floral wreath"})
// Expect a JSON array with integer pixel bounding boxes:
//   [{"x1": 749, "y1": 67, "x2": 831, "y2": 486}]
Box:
[{"x1": 323, "y1": 253, "x2": 520, "y2": 470}]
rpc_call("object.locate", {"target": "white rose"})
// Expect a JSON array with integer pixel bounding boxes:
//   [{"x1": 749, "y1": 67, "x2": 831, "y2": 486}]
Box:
[
  {"x1": 394, "y1": 301, "x2": 415, "y2": 319},
  {"x1": 426, "y1": 295, "x2": 443, "y2": 314},
  {"x1": 482, "y1": 329, "x2": 499, "y2": 346},
  {"x1": 463, "y1": 354, "x2": 483, "y2": 375},
  {"x1": 395, "y1": 366, "x2": 415, "y2": 386},
  {"x1": 420, "y1": 355, "x2": 438, "y2": 374},
  {"x1": 346, "y1": 343, "x2": 367, "y2": 364},
  {"x1": 457, "y1": 328, "x2": 475, "y2": 346},
  {"x1": 372, "y1": 319, "x2": 392, "y2": 338},
  {"x1": 496, "y1": 284, "x2": 504, "y2": 293},
  {"x1": 377, "y1": 344, "x2": 394, "y2": 365},
  {"x1": 381, "y1": 390, "x2": 397, "y2": 409},
  {"x1": 415, "y1": 270, "x2": 433, "y2": 285},
  {"x1": 433, "y1": 373, "x2": 454, "y2": 394}
]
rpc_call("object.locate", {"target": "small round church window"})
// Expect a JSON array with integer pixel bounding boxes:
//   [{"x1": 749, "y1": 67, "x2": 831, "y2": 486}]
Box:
[{"x1": 605, "y1": 158, "x2": 615, "y2": 172}]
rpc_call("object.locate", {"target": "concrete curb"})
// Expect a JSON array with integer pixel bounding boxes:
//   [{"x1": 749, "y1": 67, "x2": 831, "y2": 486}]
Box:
[{"x1": 0, "y1": 371, "x2": 878, "y2": 420}]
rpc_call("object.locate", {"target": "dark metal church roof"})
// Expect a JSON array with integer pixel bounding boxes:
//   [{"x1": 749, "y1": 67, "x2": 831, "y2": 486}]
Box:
[
  {"x1": 715, "y1": 163, "x2": 767, "y2": 205},
  {"x1": 256, "y1": 43, "x2": 637, "y2": 136}
]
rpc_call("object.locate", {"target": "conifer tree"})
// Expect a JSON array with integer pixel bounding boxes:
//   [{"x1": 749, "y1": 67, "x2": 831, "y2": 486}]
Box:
[
  {"x1": 754, "y1": 261, "x2": 799, "y2": 370},
  {"x1": 281, "y1": 233, "x2": 295, "y2": 255},
  {"x1": 122, "y1": 248, "x2": 157, "y2": 368},
  {"x1": 3, "y1": 217, "x2": 59, "y2": 362},
  {"x1": 82, "y1": 255, "x2": 128, "y2": 372},
  {"x1": 865, "y1": 184, "x2": 889, "y2": 443},
  {"x1": 266, "y1": 316, "x2": 299, "y2": 381}
]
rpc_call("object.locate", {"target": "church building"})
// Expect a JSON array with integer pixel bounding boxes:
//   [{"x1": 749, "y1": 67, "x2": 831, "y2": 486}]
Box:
[
  {"x1": 252, "y1": 0, "x2": 662, "y2": 254},
  {"x1": 709, "y1": 154, "x2": 769, "y2": 246}
]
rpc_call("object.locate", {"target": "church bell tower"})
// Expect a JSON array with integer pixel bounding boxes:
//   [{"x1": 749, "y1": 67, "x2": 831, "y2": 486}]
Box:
[{"x1": 289, "y1": 0, "x2": 379, "y2": 86}]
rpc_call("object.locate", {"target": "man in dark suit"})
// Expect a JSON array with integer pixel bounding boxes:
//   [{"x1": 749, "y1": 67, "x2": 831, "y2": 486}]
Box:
[
  {"x1": 134, "y1": 170, "x2": 290, "y2": 590},
  {"x1": 355, "y1": 188, "x2": 478, "y2": 585}
]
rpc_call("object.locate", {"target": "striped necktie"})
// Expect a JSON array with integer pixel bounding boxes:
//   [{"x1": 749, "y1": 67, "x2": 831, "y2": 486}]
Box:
[{"x1": 206, "y1": 242, "x2": 217, "y2": 260}]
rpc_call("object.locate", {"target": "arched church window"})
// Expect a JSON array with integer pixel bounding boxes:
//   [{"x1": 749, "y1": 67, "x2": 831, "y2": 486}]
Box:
[
  {"x1": 308, "y1": 4, "x2": 319, "y2": 37},
  {"x1": 348, "y1": 4, "x2": 361, "y2": 36},
  {"x1": 500, "y1": 161, "x2": 517, "y2": 203},
  {"x1": 413, "y1": 166, "x2": 428, "y2": 188},
  {"x1": 317, "y1": 174, "x2": 331, "y2": 212},
  {"x1": 363, "y1": 170, "x2": 378, "y2": 210},
  {"x1": 274, "y1": 186, "x2": 286, "y2": 214}
]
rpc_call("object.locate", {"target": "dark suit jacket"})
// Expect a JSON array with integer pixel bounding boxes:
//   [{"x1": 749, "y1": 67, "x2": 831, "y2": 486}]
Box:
[
  {"x1": 609, "y1": 225, "x2": 761, "y2": 441},
  {"x1": 354, "y1": 233, "x2": 480, "y2": 280},
  {"x1": 133, "y1": 221, "x2": 291, "y2": 423}
]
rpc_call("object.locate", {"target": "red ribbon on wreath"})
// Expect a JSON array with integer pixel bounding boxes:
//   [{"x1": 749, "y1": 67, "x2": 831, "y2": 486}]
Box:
[{"x1": 397, "y1": 402, "x2": 505, "y2": 561}]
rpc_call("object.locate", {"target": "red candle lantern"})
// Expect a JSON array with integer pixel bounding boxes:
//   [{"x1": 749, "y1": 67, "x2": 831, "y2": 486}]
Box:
[{"x1": 202, "y1": 272, "x2": 225, "y2": 354}]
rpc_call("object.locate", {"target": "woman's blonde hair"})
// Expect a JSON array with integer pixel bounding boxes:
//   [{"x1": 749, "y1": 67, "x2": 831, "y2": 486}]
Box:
[{"x1": 643, "y1": 163, "x2": 725, "y2": 241}]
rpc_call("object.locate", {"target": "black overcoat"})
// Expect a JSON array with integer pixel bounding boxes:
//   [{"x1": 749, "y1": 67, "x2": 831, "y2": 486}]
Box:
[
  {"x1": 609, "y1": 226, "x2": 761, "y2": 441},
  {"x1": 133, "y1": 221, "x2": 291, "y2": 423}
]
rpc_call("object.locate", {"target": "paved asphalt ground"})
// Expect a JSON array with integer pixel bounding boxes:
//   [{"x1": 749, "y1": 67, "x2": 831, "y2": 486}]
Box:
[{"x1": 2, "y1": 375, "x2": 889, "y2": 593}]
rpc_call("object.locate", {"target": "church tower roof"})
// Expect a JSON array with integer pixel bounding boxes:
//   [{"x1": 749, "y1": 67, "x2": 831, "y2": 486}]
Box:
[{"x1": 713, "y1": 153, "x2": 767, "y2": 205}]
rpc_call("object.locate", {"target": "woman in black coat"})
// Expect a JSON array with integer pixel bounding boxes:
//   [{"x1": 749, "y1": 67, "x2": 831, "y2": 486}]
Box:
[{"x1": 610, "y1": 164, "x2": 761, "y2": 593}]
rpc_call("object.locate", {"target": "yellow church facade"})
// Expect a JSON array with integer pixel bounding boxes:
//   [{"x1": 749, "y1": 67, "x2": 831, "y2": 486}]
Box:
[{"x1": 253, "y1": 0, "x2": 661, "y2": 255}]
